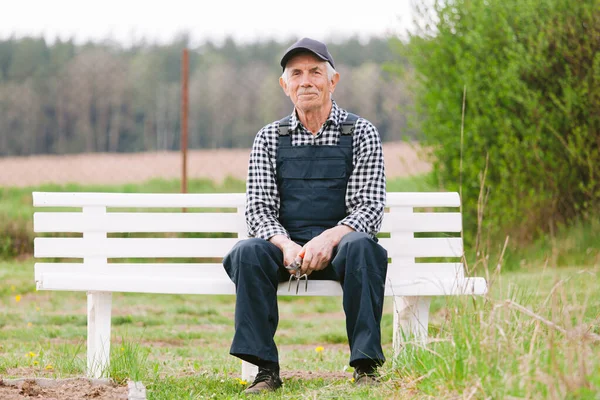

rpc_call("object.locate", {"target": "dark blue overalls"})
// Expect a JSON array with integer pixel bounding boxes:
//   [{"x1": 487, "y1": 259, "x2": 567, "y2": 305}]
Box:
[{"x1": 223, "y1": 114, "x2": 388, "y2": 368}]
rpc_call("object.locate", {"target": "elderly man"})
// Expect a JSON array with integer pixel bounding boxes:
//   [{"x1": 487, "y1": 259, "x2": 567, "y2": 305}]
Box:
[{"x1": 223, "y1": 37, "x2": 388, "y2": 394}]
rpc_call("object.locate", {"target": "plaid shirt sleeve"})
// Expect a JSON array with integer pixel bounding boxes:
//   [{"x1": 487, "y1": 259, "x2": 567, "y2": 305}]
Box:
[
  {"x1": 338, "y1": 118, "x2": 387, "y2": 237},
  {"x1": 245, "y1": 125, "x2": 289, "y2": 240}
]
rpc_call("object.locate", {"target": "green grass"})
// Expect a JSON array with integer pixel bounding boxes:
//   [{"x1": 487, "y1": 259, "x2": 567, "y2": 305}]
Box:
[
  {"x1": 0, "y1": 176, "x2": 247, "y2": 219},
  {"x1": 1, "y1": 258, "x2": 599, "y2": 398},
  {"x1": 2, "y1": 175, "x2": 600, "y2": 397}
]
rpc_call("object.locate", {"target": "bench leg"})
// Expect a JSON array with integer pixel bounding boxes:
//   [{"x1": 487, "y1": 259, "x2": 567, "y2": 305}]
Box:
[
  {"x1": 87, "y1": 291, "x2": 112, "y2": 379},
  {"x1": 393, "y1": 296, "x2": 431, "y2": 357},
  {"x1": 241, "y1": 361, "x2": 258, "y2": 382}
]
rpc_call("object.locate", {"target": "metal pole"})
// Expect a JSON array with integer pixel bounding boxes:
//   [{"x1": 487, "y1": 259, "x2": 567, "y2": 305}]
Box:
[{"x1": 181, "y1": 48, "x2": 189, "y2": 202}]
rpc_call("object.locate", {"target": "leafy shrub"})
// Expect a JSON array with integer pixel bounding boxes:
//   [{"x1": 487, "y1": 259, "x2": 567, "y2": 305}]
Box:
[
  {"x1": 402, "y1": 0, "x2": 600, "y2": 245},
  {"x1": 0, "y1": 216, "x2": 33, "y2": 258}
]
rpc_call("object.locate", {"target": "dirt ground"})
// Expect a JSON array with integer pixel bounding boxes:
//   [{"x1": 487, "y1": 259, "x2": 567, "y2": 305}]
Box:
[
  {"x1": 0, "y1": 378, "x2": 127, "y2": 400},
  {"x1": 0, "y1": 142, "x2": 431, "y2": 187}
]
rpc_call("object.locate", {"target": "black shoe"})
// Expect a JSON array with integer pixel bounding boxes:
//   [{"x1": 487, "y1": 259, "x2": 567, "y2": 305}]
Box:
[
  {"x1": 243, "y1": 368, "x2": 283, "y2": 395},
  {"x1": 353, "y1": 365, "x2": 380, "y2": 386}
]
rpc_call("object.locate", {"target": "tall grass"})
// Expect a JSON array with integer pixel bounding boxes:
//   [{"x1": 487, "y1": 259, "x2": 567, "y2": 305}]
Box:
[
  {"x1": 396, "y1": 260, "x2": 599, "y2": 398},
  {"x1": 408, "y1": 85, "x2": 600, "y2": 398},
  {"x1": 108, "y1": 338, "x2": 153, "y2": 384}
]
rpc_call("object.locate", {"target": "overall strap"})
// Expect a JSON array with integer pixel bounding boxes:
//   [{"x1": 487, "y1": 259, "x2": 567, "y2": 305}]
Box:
[
  {"x1": 340, "y1": 113, "x2": 359, "y2": 135},
  {"x1": 339, "y1": 112, "x2": 358, "y2": 147},
  {"x1": 278, "y1": 116, "x2": 292, "y2": 135},
  {"x1": 278, "y1": 116, "x2": 292, "y2": 146}
]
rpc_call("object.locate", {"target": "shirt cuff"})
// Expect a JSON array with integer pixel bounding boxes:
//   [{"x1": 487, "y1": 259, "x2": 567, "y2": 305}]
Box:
[
  {"x1": 338, "y1": 214, "x2": 368, "y2": 235},
  {"x1": 255, "y1": 222, "x2": 289, "y2": 241}
]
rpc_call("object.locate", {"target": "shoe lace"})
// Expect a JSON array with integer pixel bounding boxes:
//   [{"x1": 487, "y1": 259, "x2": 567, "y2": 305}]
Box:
[{"x1": 249, "y1": 369, "x2": 277, "y2": 387}]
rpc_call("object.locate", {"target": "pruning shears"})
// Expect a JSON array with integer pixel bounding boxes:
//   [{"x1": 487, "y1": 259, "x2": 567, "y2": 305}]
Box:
[{"x1": 285, "y1": 256, "x2": 308, "y2": 294}]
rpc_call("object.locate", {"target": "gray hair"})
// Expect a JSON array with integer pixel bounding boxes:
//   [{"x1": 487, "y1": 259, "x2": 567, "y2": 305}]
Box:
[{"x1": 281, "y1": 61, "x2": 337, "y2": 85}]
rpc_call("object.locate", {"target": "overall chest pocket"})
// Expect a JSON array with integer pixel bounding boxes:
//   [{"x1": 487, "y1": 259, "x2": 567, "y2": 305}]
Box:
[{"x1": 279, "y1": 158, "x2": 347, "y2": 188}]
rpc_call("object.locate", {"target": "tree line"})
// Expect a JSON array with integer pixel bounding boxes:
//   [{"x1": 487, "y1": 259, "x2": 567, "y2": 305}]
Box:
[{"x1": 0, "y1": 36, "x2": 415, "y2": 156}]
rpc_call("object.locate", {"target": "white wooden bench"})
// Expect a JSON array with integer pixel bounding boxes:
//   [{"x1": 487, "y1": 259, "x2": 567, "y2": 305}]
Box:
[{"x1": 32, "y1": 191, "x2": 487, "y2": 380}]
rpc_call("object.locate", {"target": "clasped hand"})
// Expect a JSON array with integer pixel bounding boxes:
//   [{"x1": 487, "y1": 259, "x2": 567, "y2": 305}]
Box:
[{"x1": 282, "y1": 226, "x2": 351, "y2": 276}]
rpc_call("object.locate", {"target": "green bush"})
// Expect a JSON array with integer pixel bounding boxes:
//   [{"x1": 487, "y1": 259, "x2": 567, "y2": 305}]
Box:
[
  {"x1": 402, "y1": 0, "x2": 600, "y2": 246},
  {"x1": 0, "y1": 216, "x2": 33, "y2": 259}
]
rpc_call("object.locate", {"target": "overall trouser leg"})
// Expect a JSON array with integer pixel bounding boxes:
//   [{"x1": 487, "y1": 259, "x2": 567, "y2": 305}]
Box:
[
  {"x1": 223, "y1": 238, "x2": 283, "y2": 363},
  {"x1": 331, "y1": 232, "x2": 388, "y2": 367}
]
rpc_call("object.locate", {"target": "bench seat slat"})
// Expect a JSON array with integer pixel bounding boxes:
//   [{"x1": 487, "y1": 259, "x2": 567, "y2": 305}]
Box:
[
  {"x1": 386, "y1": 192, "x2": 460, "y2": 207},
  {"x1": 33, "y1": 192, "x2": 246, "y2": 208},
  {"x1": 33, "y1": 192, "x2": 460, "y2": 209},
  {"x1": 381, "y1": 212, "x2": 462, "y2": 233},
  {"x1": 34, "y1": 212, "x2": 245, "y2": 233},
  {"x1": 34, "y1": 237, "x2": 239, "y2": 258},
  {"x1": 385, "y1": 262, "x2": 465, "y2": 280},
  {"x1": 383, "y1": 237, "x2": 463, "y2": 258},
  {"x1": 34, "y1": 212, "x2": 462, "y2": 234},
  {"x1": 35, "y1": 262, "x2": 465, "y2": 283},
  {"x1": 35, "y1": 270, "x2": 486, "y2": 296},
  {"x1": 34, "y1": 237, "x2": 463, "y2": 258}
]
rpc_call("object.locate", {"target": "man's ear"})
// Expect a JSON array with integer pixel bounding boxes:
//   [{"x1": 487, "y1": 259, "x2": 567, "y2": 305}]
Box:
[
  {"x1": 279, "y1": 76, "x2": 290, "y2": 97},
  {"x1": 329, "y1": 72, "x2": 340, "y2": 94}
]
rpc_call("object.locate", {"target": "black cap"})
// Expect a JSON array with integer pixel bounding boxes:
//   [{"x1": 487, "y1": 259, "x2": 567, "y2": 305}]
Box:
[{"x1": 280, "y1": 37, "x2": 335, "y2": 71}]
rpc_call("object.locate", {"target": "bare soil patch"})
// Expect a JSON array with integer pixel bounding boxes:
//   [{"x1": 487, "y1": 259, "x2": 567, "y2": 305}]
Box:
[
  {"x1": 281, "y1": 369, "x2": 350, "y2": 381},
  {"x1": 0, "y1": 378, "x2": 127, "y2": 400},
  {"x1": 0, "y1": 142, "x2": 430, "y2": 187}
]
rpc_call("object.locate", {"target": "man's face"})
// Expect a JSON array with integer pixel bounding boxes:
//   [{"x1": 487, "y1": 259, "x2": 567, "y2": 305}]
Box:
[{"x1": 279, "y1": 53, "x2": 339, "y2": 114}]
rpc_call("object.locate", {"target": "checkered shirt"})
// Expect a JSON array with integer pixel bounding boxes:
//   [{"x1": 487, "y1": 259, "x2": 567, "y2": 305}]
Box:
[{"x1": 245, "y1": 101, "x2": 386, "y2": 240}]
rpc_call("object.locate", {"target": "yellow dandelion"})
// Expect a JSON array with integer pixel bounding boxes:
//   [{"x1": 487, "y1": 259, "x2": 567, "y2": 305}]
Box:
[
  {"x1": 15, "y1": 295, "x2": 21, "y2": 303},
  {"x1": 36, "y1": 307, "x2": 41, "y2": 312},
  {"x1": 120, "y1": 347, "x2": 125, "y2": 352},
  {"x1": 236, "y1": 378, "x2": 248, "y2": 385},
  {"x1": 33, "y1": 361, "x2": 39, "y2": 366},
  {"x1": 26, "y1": 352, "x2": 37, "y2": 358},
  {"x1": 27, "y1": 322, "x2": 32, "y2": 327},
  {"x1": 351, "y1": 377, "x2": 355, "y2": 383},
  {"x1": 315, "y1": 346, "x2": 324, "y2": 353},
  {"x1": 45, "y1": 365, "x2": 54, "y2": 370}
]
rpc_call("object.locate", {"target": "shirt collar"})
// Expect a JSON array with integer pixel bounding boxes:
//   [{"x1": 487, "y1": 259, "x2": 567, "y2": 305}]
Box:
[{"x1": 289, "y1": 100, "x2": 347, "y2": 132}]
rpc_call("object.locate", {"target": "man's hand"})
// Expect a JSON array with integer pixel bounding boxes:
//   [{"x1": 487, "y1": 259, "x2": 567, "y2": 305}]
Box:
[
  {"x1": 281, "y1": 241, "x2": 303, "y2": 271},
  {"x1": 269, "y1": 235, "x2": 303, "y2": 274},
  {"x1": 301, "y1": 225, "x2": 354, "y2": 275}
]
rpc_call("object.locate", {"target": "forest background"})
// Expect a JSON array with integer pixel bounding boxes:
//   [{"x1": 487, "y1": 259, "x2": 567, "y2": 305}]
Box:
[{"x1": 0, "y1": 36, "x2": 412, "y2": 155}]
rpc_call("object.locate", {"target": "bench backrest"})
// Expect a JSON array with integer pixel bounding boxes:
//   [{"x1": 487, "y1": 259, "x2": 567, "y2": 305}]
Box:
[{"x1": 33, "y1": 192, "x2": 465, "y2": 295}]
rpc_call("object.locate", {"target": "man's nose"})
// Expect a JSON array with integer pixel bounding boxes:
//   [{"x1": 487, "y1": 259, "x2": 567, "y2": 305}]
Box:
[{"x1": 300, "y1": 73, "x2": 313, "y2": 86}]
